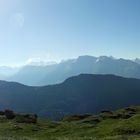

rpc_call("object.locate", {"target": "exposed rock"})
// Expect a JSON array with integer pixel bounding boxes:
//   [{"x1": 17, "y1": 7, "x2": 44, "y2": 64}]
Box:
[
  {"x1": 101, "y1": 110, "x2": 113, "y2": 114},
  {"x1": 15, "y1": 113, "x2": 38, "y2": 124},
  {"x1": 13, "y1": 124, "x2": 23, "y2": 130},
  {"x1": 63, "y1": 114, "x2": 91, "y2": 122},
  {"x1": 125, "y1": 107, "x2": 137, "y2": 112}
]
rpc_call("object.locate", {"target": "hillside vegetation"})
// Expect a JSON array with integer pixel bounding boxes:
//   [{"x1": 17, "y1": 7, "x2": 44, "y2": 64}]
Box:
[{"x1": 0, "y1": 106, "x2": 139, "y2": 140}]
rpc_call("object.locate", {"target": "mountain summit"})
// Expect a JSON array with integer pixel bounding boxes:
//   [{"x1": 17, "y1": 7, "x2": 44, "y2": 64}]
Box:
[{"x1": 2, "y1": 55, "x2": 140, "y2": 86}]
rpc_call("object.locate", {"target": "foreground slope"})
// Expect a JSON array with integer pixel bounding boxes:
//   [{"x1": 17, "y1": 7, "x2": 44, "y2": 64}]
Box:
[
  {"x1": 0, "y1": 106, "x2": 139, "y2": 140},
  {"x1": 0, "y1": 74, "x2": 140, "y2": 119}
]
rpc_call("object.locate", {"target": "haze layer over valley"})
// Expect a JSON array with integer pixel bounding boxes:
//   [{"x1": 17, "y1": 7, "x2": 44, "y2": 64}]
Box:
[{"x1": 0, "y1": 55, "x2": 140, "y2": 86}]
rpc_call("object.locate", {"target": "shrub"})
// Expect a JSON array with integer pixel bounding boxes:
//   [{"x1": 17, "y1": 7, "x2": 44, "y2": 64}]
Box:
[{"x1": 5, "y1": 109, "x2": 15, "y2": 119}]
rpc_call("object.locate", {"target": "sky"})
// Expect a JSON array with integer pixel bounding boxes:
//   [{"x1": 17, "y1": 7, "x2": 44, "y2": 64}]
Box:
[{"x1": 0, "y1": 0, "x2": 140, "y2": 66}]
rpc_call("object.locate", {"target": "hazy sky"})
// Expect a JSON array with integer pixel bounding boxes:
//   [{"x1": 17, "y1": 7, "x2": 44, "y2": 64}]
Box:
[{"x1": 0, "y1": 0, "x2": 140, "y2": 66}]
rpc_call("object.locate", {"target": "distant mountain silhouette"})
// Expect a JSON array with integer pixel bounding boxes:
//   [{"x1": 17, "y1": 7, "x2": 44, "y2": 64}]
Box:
[
  {"x1": 135, "y1": 58, "x2": 140, "y2": 64},
  {"x1": 0, "y1": 66, "x2": 19, "y2": 78},
  {"x1": 3, "y1": 55, "x2": 140, "y2": 86},
  {"x1": 0, "y1": 74, "x2": 140, "y2": 120}
]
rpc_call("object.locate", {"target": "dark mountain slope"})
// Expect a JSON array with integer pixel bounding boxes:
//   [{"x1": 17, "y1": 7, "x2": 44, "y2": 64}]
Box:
[{"x1": 0, "y1": 74, "x2": 140, "y2": 119}]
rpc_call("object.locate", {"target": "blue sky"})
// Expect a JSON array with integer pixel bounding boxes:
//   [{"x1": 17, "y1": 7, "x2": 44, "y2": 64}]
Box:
[{"x1": 0, "y1": 0, "x2": 140, "y2": 66}]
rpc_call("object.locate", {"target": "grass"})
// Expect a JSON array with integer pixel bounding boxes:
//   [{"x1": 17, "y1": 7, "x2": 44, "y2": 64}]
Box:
[{"x1": 0, "y1": 106, "x2": 139, "y2": 140}]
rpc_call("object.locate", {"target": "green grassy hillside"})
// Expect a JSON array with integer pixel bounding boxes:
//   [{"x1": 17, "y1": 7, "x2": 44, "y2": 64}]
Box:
[{"x1": 0, "y1": 106, "x2": 140, "y2": 140}]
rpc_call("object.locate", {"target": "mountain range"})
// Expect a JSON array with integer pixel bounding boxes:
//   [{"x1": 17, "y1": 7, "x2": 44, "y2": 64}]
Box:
[
  {"x1": 0, "y1": 74, "x2": 139, "y2": 120},
  {"x1": 0, "y1": 55, "x2": 140, "y2": 86}
]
